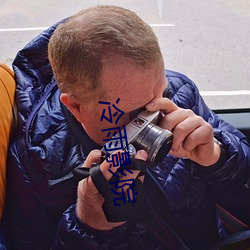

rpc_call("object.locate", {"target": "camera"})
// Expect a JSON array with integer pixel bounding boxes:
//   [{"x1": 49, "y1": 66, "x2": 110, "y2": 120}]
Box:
[{"x1": 101, "y1": 110, "x2": 173, "y2": 166}]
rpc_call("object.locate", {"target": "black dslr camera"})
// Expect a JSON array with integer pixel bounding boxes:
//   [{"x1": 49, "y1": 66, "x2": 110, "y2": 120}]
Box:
[{"x1": 101, "y1": 110, "x2": 173, "y2": 167}]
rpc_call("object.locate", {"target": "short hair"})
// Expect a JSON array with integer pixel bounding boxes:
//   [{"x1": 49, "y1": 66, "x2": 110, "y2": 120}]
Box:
[{"x1": 48, "y1": 5, "x2": 162, "y2": 102}]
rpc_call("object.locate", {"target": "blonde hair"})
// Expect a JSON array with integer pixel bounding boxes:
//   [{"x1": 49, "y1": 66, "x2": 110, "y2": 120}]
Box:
[{"x1": 48, "y1": 5, "x2": 162, "y2": 102}]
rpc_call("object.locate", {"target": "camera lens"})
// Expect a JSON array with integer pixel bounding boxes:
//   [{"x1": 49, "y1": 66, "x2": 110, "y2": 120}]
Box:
[{"x1": 131, "y1": 123, "x2": 173, "y2": 166}]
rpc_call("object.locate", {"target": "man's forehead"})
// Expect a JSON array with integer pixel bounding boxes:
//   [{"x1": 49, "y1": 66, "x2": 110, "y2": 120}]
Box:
[{"x1": 98, "y1": 57, "x2": 166, "y2": 107}]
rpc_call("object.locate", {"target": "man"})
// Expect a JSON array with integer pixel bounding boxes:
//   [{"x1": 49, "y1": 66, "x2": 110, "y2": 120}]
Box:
[{"x1": 4, "y1": 5, "x2": 250, "y2": 250}]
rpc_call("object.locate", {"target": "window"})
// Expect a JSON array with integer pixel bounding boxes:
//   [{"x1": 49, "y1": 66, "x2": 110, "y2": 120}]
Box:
[{"x1": 1, "y1": 0, "x2": 249, "y2": 109}]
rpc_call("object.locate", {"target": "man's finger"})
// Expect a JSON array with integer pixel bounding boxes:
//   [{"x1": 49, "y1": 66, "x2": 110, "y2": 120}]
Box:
[
  {"x1": 100, "y1": 150, "x2": 124, "y2": 181},
  {"x1": 146, "y1": 97, "x2": 179, "y2": 114},
  {"x1": 83, "y1": 149, "x2": 102, "y2": 168},
  {"x1": 134, "y1": 149, "x2": 148, "y2": 161},
  {"x1": 120, "y1": 149, "x2": 148, "y2": 180},
  {"x1": 171, "y1": 116, "x2": 203, "y2": 152},
  {"x1": 100, "y1": 150, "x2": 148, "y2": 182},
  {"x1": 118, "y1": 150, "x2": 147, "y2": 193}
]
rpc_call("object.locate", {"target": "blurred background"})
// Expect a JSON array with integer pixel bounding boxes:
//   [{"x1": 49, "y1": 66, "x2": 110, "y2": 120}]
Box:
[{"x1": 0, "y1": 0, "x2": 249, "y2": 109}]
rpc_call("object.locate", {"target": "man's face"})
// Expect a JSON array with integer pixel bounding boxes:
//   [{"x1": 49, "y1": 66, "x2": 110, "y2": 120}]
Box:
[{"x1": 81, "y1": 56, "x2": 167, "y2": 145}]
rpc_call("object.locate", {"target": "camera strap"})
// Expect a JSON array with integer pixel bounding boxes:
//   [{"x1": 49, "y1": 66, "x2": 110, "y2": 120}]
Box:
[
  {"x1": 73, "y1": 158, "x2": 155, "y2": 222},
  {"x1": 73, "y1": 159, "x2": 192, "y2": 249}
]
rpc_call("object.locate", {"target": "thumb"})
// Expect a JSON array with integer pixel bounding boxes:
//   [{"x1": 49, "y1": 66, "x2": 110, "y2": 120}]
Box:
[
  {"x1": 134, "y1": 149, "x2": 148, "y2": 161},
  {"x1": 83, "y1": 149, "x2": 102, "y2": 168}
]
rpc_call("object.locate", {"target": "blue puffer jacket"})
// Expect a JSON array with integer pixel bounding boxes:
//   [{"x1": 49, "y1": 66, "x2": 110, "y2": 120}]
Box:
[{"x1": 3, "y1": 21, "x2": 250, "y2": 250}]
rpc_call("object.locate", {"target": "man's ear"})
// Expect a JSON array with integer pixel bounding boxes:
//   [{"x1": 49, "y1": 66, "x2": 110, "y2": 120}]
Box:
[{"x1": 60, "y1": 93, "x2": 84, "y2": 123}]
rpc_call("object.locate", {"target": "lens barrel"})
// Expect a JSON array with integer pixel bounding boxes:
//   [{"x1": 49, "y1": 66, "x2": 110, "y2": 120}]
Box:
[{"x1": 132, "y1": 123, "x2": 173, "y2": 166}]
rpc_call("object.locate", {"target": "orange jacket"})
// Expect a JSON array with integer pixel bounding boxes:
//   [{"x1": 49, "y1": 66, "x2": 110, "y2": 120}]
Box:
[{"x1": 0, "y1": 63, "x2": 16, "y2": 221}]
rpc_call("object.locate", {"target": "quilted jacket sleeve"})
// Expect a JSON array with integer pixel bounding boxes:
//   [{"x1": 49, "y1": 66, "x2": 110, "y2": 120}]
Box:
[
  {"x1": 52, "y1": 205, "x2": 131, "y2": 250},
  {"x1": 167, "y1": 70, "x2": 250, "y2": 223},
  {"x1": 52, "y1": 205, "x2": 116, "y2": 250},
  {"x1": 198, "y1": 109, "x2": 250, "y2": 223}
]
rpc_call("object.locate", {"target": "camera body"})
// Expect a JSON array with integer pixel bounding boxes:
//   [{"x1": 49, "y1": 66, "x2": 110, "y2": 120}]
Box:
[{"x1": 102, "y1": 110, "x2": 173, "y2": 166}]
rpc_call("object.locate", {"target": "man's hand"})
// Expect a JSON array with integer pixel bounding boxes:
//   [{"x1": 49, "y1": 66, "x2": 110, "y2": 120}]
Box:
[
  {"x1": 146, "y1": 98, "x2": 221, "y2": 167},
  {"x1": 76, "y1": 149, "x2": 148, "y2": 231}
]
